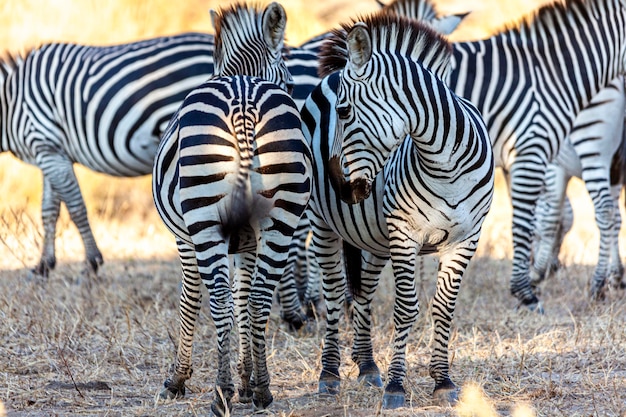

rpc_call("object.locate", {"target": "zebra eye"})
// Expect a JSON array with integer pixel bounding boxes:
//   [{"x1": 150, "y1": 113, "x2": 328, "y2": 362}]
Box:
[{"x1": 336, "y1": 104, "x2": 351, "y2": 120}]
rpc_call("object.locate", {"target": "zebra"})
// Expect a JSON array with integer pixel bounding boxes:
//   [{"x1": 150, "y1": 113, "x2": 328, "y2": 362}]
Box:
[
  {"x1": 0, "y1": 33, "x2": 215, "y2": 277},
  {"x1": 301, "y1": 13, "x2": 494, "y2": 409},
  {"x1": 288, "y1": 0, "x2": 471, "y2": 320},
  {"x1": 153, "y1": 3, "x2": 311, "y2": 416},
  {"x1": 0, "y1": 14, "x2": 322, "y2": 282},
  {"x1": 387, "y1": 0, "x2": 626, "y2": 300},
  {"x1": 444, "y1": 0, "x2": 626, "y2": 310},
  {"x1": 530, "y1": 76, "x2": 626, "y2": 297}
]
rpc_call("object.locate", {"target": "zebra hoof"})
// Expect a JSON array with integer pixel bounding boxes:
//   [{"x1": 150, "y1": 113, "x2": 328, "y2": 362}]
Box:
[
  {"x1": 160, "y1": 378, "x2": 185, "y2": 400},
  {"x1": 32, "y1": 258, "x2": 55, "y2": 278},
  {"x1": 517, "y1": 297, "x2": 544, "y2": 314},
  {"x1": 210, "y1": 398, "x2": 232, "y2": 417},
  {"x1": 358, "y1": 373, "x2": 383, "y2": 388},
  {"x1": 357, "y1": 361, "x2": 383, "y2": 388},
  {"x1": 238, "y1": 386, "x2": 253, "y2": 403},
  {"x1": 382, "y1": 381, "x2": 405, "y2": 409},
  {"x1": 252, "y1": 388, "x2": 274, "y2": 411},
  {"x1": 433, "y1": 382, "x2": 459, "y2": 407},
  {"x1": 318, "y1": 368, "x2": 340, "y2": 396},
  {"x1": 281, "y1": 311, "x2": 307, "y2": 333},
  {"x1": 318, "y1": 379, "x2": 340, "y2": 396}
]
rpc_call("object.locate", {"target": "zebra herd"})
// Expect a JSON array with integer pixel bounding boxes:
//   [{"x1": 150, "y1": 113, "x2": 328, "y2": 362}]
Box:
[{"x1": 2, "y1": 0, "x2": 626, "y2": 414}]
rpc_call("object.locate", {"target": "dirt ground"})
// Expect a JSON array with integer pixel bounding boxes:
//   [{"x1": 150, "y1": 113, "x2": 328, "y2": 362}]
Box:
[{"x1": 1, "y1": 226, "x2": 625, "y2": 416}]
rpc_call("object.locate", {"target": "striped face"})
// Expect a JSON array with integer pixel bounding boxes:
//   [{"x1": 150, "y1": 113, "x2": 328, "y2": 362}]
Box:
[{"x1": 329, "y1": 24, "x2": 408, "y2": 204}]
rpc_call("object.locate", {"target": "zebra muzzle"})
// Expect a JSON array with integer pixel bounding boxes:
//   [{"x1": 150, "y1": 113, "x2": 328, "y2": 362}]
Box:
[{"x1": 329, "y1": 155, "x2": 371, "y2": 204}]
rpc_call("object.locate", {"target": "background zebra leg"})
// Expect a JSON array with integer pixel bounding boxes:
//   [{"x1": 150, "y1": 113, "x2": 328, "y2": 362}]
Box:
[
  {"x1": 302, "y1": 230, "x2": 323, "y2": 319},
  {"x1": 310, "y1": 218, "x2": 347, "y2": 395},
  {"x1": 276, "y1": 222, "x2": 307, "y2": 331},
  {"x1": 585, "y1": 176, "x2": 619, "y2": 299},
  {"x1": 382, "y1": 235, "x2": 419, "y2": 409},
  {"x1": 35, "y1": 177, "x2": 61, "y2": 277},
  {"x1": 350, "y1": 250, "x2": 388, "y2": 388},
  {"x1": 161, "y1": 240, "x2": 203, "y2": 400},
  {"x1": 39, "y1": 157, "x2": 103, "y2": 276},
  {"x1": 509, "y1": 161, "x2": 544, "y2": 312},
  {"x1": 531, "y1": 164, "x2": 569, "y2": 288},
  {"x1": 607, "y1": 185, "x2": 624, "y2": 289},
  {"x1": 233, "y1": 252, "x2": 254, "y2": 403},
  {"x1": 429, "y1": 247, "x2": 475, "y2": 406}
]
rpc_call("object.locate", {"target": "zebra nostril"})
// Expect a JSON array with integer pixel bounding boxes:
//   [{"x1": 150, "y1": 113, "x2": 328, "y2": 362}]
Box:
[{"x1": 348, "y1": 177, "x2": 370, "y2": 204}]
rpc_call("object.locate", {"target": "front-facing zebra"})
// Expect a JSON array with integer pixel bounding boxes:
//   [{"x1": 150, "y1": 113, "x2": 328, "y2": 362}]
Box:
[
  {"x1": 153, "y1": 3, "x2": 311, "y2": 416},
  {"x1": 302, "y1": 14, "x2": 494, "y2": 408}
]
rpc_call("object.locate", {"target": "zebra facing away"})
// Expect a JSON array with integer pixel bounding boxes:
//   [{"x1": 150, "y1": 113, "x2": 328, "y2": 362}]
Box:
[
  {"x1": 0, "y1": 16, "x2": 320, "y2": 283},
  {"x1": 152, "y1": 3, "x2": 311, "y2": 416},
  {"x1": 301, "y1": 14, "x2": 494, "y2": 408},
  {"x1": 445, "y1": 0, "x2": 626, "y2": 310}
]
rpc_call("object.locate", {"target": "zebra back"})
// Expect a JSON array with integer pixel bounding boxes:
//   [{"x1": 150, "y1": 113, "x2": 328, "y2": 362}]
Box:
[{"x1": 0, "y1": 33, "x2": 215, "y2": 175}]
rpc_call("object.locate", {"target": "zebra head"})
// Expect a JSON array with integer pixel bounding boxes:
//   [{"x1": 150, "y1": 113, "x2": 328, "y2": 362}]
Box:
[
  {"x1": 322, "y1": 15, "x2": 452, "y2": 205},
  {"x1": 210, "y1": 2, "x2": 294, "y2": 93},
  {"x1": 381, "y1": 0, "x2": 469, "y2": 35}
]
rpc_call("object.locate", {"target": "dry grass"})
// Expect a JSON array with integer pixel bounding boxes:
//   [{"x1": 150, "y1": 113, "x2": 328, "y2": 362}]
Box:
[{"x1": 1, "y1": 0, "x2": 626, "y2": 416}]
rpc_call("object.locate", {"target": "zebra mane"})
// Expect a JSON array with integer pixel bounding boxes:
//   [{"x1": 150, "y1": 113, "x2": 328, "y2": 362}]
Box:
[
  {"x1": 382, "y1": 0, "x2": 438, "y2": 21},
  {"x1": 492, "y1": 0, "x2": 591, "y2": 36},
  {"x1": 318, "y1": 13, "x2": 452, "y2": 80}
]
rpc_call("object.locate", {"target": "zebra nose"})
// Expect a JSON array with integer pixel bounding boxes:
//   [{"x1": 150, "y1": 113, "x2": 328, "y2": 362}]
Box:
[
  {"x1": 286, "y1": 80, "x2": 294, "y2": 96},
  {"x1": 349, "y1": 177, "x2": 371, "y2": 203}
]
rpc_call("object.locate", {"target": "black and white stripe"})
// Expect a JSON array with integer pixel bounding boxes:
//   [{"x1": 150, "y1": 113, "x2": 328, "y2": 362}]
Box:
[
  {"x1": 0, "y1": 33, "x2": 215, "y2": 276},
  {"x1": 446, "y1": 0, "x2": 626, "y2": 308},
  {"x1": 0, "y1": 8, "x2": 322, "y2": 280},
  {"x1": 153, "y1": 3, "x2": 311, "y2": 416},
  {"x1": 301, "y1": 14, "x2": 494, "y2": 409},
  {"x1": 531, "y1": 76, "x2": 626, "y2": 297}
]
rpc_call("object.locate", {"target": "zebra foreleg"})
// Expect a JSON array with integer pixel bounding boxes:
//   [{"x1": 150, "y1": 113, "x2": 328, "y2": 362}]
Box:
[
  {"x1": 351, "y1": 250, "x2": 388, "y2": 389},
  {"x1": 587, "y1": 182, "x2": 618, "y2": 299},
  {"x1": 34, "y1": 178, "x2": 61, "y2": 277},
  {"x1": 607, "y1": 187, "x2": 624, "y2": 290},
  {"x1": 382, "y1": 235, "x2": 420, "y2": 409},
  {"x1": 39, "y1": 156, "x2": 103, "y2": 276},
  {"x1": 530, "y1": 164, "x2": 569, "y2": 287},
  {"x1": 310, "y1": 219, "x2": 347, "y2": 396},
  {"x1": 428, "y1": 247, "x2": 475, "y2": 407},
  {"x1": 509, "y1": 162, "x2": 544, "y2": 313}
]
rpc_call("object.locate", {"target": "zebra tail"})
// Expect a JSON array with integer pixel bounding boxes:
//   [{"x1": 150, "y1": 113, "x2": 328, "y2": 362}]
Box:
[
  {"x1": 222, "y1": 114, "x2": 254, "y2": 237},
  {"x1": 342, "y1": 240, "x2": 362, "y2": 297}
]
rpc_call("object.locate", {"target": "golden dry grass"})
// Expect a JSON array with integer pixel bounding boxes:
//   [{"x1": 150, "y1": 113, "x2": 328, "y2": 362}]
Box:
[{"x1": 1, "y1": 1, "x2": 626, "y2": 416}]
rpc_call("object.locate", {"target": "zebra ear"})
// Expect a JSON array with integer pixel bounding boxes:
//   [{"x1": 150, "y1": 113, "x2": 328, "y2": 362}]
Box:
[
  {"x1": 262, "y1": 2, "x2": 287, "y2": 51},
  {"x1": 430, "y1": 12, "x2": 470, "y2": 35},
  {"x1": 347, "y1": 23, "x2": 372, "y2": 72}
]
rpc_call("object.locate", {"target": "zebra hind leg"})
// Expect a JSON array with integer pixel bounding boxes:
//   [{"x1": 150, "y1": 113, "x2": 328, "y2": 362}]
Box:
[
  {"x1": 233, "y1": 252, "x2": 254, "y2": 403},
  {"x1": 39, "y1": 159, "x2": 104, "y2": 277},
  {"x1": 34, "y1": 178, "x2": 62, "y2": 278}
]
